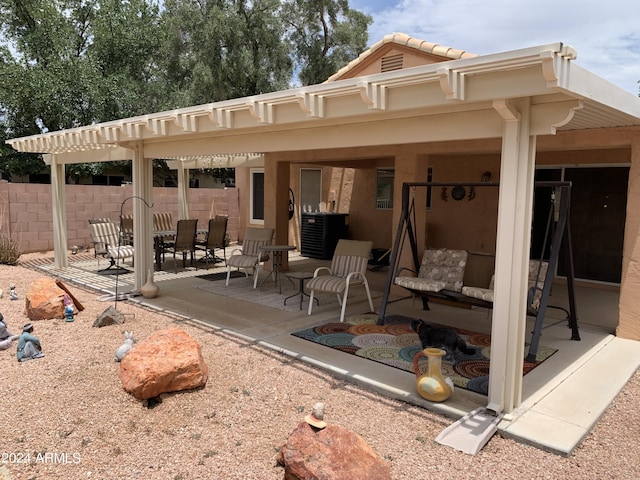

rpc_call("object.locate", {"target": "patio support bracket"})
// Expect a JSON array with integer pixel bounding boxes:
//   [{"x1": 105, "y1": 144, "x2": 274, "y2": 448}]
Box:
[
  {"x1": 358, "y1": 81, "x2": 387, "y2": 110},
  {"x1": 437, "y1": 66, "x2": 465, "y2": 100},
  {"x1": 296, "y1": 92, "x2": 325, "y2": 118}
]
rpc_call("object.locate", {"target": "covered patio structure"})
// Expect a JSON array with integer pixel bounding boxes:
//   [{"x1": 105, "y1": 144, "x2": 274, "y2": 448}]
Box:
[{"x1": 7, "y1": 38, "x2": 640, "y2": 423}]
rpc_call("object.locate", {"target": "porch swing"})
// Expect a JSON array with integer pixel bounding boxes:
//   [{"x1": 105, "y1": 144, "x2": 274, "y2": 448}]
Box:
[{"x1": 377, "y1": 181, "x2": 580, "y2": 362}]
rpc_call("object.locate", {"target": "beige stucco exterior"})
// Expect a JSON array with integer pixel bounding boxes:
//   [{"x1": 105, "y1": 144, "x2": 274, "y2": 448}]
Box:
[{"x1": 235, "y1": 130, "x2": 638, "y2": 344}]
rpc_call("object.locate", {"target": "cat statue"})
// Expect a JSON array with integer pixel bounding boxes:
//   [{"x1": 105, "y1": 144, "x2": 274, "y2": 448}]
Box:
[
  {"x1": 114, "y1": 331, "x2": 134, "y2": 362},
  {"x1": 410, "y1": 319, "x2": 476, "y2": 363}
]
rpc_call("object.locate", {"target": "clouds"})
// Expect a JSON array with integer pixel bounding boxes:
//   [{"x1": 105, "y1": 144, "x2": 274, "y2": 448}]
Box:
[{"x1": 351, "y1": 0, "x2": 640, "y2": 94}]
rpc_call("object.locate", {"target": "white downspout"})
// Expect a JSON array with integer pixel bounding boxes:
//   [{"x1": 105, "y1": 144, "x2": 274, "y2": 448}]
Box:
[
  {"x1": 48, "y1": 154, "x2": 68, "y2": 268},
  {"x1": 487, "y1": 98, "x2": 536, "y2": 415}
]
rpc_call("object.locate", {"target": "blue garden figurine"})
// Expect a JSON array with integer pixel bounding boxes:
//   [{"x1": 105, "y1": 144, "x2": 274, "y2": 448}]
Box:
[
  {"x1": 16, "y1": 323, "x2": 44, "y2": 362},
  {"x1": 64, "y1": 295, "x2": 75, "y2": 322}
]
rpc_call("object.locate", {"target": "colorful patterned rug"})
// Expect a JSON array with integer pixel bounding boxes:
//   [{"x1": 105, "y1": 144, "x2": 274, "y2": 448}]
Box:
[{"x1": 291, "y1": 313, "x2": 557, "y2": 396}]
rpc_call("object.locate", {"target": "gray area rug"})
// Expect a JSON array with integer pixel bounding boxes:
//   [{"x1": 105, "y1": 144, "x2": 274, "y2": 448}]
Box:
[{"x1": 193, "y1": 274, "x2": 380, "y2": 314}]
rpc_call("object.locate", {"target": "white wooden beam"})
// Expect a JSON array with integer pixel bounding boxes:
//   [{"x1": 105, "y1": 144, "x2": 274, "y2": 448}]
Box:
[
  {"x1": 487, "y1": 98, "x2": 536, "y2": 415},
  {"x1": 131, "y1": 143, "x2": 154, "y2": 290},
  {"x1": 48, "y1": 154, "x2": 68, "y2": 269},
  {"x1": 177, "y1": 165, "x2": 189, "y2": 220}
]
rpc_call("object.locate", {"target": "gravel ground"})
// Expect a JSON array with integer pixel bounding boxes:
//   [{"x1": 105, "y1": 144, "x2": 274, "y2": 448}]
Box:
[{"x1": 1, "y1": 253, "x2": 639, "y2": 480}]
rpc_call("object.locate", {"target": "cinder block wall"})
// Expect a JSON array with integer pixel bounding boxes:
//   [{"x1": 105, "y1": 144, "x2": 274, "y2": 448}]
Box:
[{"x1": 0, "y1": 181, "x2": 239, "y2": 254}]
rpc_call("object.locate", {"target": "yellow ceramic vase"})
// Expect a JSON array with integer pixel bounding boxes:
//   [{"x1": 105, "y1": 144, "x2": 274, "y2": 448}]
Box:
[{"x1": 413, "y1": 347, "x2": 452, "y2": 402}]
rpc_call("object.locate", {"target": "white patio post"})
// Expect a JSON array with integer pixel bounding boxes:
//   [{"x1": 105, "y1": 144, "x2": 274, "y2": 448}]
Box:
[
  {"x1": 487, "y1": 98, "x2": 536, "y2": 415},
  {"x1": 47, "y1": 154, "x2": 68, "y2": 268},
  {"x1": 177, "y1": 161, "x2": 189, "y2": 219},
  {"x1": 131, "y1": 142, "x2": 154, "y2": 290}
]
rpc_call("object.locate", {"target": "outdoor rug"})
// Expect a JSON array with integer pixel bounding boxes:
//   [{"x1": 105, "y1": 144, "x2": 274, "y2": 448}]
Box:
[
  {"x1": 194, "y1": 275, "x2": 381, "y2": 314},
  {"x1": 199, "y1": 271, "x2": 245, "y2": 281},
  {"x1": 291, "y1": 313, "x2": 557, "y2": 396}
]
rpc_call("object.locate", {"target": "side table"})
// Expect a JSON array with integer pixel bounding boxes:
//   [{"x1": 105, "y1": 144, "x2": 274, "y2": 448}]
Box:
[
  {"x1": 283, "y1": 271, "x2": 319, "y2": 310},
  {"x1": 259, "y1": 245, "x2": 296, "y2": 293}
]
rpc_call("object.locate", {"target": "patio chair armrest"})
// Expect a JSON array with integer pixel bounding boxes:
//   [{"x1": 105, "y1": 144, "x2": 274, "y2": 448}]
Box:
[
  {"x1": 345, "y1": 271, "x2": 366, "y2": 283},
  {"x1": 312, "y1": 266, "x2": 331, "y2": 277}
]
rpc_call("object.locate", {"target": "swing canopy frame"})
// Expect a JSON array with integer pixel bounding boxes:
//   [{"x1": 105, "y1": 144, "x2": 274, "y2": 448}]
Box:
[{"x1": 378, "y1": 180, "x2": 580, "y2": 363}]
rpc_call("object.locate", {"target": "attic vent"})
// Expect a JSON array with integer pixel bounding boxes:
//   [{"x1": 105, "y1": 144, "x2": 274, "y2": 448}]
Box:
[{"x1": 381, "y1": 54, "x2": 403, "y2": 72}]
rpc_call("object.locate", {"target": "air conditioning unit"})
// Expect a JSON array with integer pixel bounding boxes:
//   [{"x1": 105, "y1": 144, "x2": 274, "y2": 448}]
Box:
[{"x1": 300, "y1": 213, "x2": 349, "y2": 260}]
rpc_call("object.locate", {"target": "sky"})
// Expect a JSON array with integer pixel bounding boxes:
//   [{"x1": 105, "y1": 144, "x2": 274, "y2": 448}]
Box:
[{"x1": 349, "y1": 0, "x2": 640, "y2": 96}]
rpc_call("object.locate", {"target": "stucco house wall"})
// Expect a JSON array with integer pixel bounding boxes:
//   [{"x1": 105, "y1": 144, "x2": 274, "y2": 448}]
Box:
[{"x1": 233, "y1": 125, "x2": 639, "y2": 340}]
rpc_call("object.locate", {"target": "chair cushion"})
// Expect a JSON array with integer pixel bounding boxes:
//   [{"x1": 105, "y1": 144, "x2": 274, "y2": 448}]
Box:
[
  {"x1": 228, "y1": 254, "x2": 259, "y2": 269},
  {"x1": 528, "y1": 260, "x2": 548, "y2": 311},
  {"x1": 331, "y1": 255, "x2": 368, "y2": 278},
  {"x1": 417, "y1": 249, "x2": 468, "y2": 292},
  {"x1": 461, "y1": 285, "x2": 494, "y2": 302},
  {"x1": 242, "y1": 238, "x2": 271, "y2": 258},
  {"x1": 307, "y1": 275, "x2": 363, "y2": 294},
  {"x1": 394, "y1": 277, "x2": 446, "y2": 292},
  {"x1": 108, "y1": 245, "x2": 135, "y2": 260},
  {"x1": 90, "y1": 222, "x2": 121, "y2": 251},
  {"x1": 153, "y1": 213, "x2": 173, "y2": 232}
]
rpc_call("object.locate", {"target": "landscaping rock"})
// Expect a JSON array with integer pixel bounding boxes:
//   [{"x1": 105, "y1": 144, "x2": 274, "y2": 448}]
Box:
[
  {"x1": 25, "y1": 278, "x2": 67, "y2": 320},
  {"x1": 93, "y1": 306, "x2": 125, "y2": 327},
  {"x1": 119, "y1": 328, "x2": 208, "y2": 400},
  {"x1": 277, "y1": 422, "x2": 391, "y2": 480}
]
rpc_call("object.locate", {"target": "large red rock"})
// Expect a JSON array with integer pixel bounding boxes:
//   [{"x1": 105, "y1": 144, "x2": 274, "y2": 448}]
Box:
[
  {"x1": 118, "y1": 328, "x2": 208, "y2": 400},
  {"x1": 277, "y1": 422, "x2": 391, "y2": 480},
  {"x1": 25, "y1": 278, "x2": 67, "y2": 320}
]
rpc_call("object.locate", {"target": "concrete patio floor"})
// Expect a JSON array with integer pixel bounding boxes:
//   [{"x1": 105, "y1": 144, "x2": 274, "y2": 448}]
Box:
[{"x1": 29, "y1": 249, "x2": 640, "y2": 456}]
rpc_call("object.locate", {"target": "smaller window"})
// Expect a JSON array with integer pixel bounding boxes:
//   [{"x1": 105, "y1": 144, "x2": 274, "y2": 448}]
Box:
[
  {"x1": 426, "y1": 167, "x2": 433, "y2": 210},
  {"x1": 376, "y1": 169, "x2": 394, "y2": 209},
  {"x1": 250, "y1": 168, "x2": 265, "y2": 223}
]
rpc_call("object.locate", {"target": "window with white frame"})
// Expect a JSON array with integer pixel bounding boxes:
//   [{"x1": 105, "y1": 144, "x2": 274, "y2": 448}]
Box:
[{"x1": 376, "y1": 169, "x2": 394, "y2": 209}]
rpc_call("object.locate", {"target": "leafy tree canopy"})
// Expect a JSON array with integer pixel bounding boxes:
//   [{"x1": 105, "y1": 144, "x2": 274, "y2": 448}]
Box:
[{"x1": 0, "y1": 0, "x2": 371, "y2": 180}]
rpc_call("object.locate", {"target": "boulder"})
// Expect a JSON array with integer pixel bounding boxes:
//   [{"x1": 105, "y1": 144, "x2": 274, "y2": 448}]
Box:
[
  {"x1": 93, "y1": 306, "x2": 125, "y2": 327},
  {"x1": 25, "y1": 278, "x2": 67, "y2": 320},
  {"x1": 277, "y1": 422, "x2": 391, "y2": 480},
  {"x1": 119, "y1": 328, "x2": 208, "y2": 400}
]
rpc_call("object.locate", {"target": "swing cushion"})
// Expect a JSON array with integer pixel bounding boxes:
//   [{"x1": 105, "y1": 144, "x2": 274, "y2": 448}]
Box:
[
  {"x1": 528, "y1": 260, "x2": 548, "y2": 311},
  {"x1": 395, "y1": 248, "x2": 468, "y2": 293},
  {"x1": 462, "y1": 275, "x2": 495, "y2": 302},
  {"x1": 461, "y1": 261, "x2": 548, "y2": 310}
]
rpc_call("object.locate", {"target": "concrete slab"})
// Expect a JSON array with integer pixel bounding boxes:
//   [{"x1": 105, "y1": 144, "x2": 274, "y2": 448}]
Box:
[{"x1": 500, "y1": 336, "x2": 640, "y2": 455}]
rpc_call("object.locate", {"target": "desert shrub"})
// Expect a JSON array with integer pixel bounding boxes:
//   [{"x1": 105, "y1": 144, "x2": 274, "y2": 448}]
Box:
[{"x1": 0, "y1": 234, "x2": 21, "y2": 264}]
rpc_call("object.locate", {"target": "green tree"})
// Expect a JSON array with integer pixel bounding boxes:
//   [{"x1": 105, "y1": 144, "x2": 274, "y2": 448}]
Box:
[
  {"x1": 283, "y1": 0, "x2": 371, "y2": 86},
  {"x1": 158, "y1": 0, "x2": 293, "y2": 109},
  {"x1": 0, "y1": 0, "x2": 370, "y2": 180},
  {"x1": 0, "y1": 0, "x2": 161, "y2": 180}
]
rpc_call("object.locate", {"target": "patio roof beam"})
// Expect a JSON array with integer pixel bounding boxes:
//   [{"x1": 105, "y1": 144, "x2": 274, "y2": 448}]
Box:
[{"x1": 14, "y1": 41, "x2": 634, "y2": 158}]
